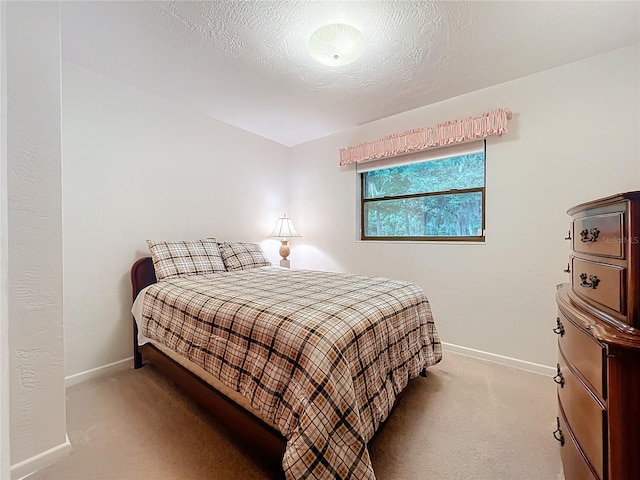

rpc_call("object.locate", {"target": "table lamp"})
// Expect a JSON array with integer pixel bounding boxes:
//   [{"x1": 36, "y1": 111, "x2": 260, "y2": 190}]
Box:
[{"x1": 269, "y1": 214, "x2": 301, "y2": 268}]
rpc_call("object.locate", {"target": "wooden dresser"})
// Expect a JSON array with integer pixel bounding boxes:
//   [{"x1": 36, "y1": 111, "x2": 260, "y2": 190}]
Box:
[{"x1": 555, "y1": 191, "x2": 640, "y2": 480}]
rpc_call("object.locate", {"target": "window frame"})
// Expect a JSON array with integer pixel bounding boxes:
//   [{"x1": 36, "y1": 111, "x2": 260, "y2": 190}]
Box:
[{"x1": 359, "y1": 141, "x2": 486, "y2": 242}]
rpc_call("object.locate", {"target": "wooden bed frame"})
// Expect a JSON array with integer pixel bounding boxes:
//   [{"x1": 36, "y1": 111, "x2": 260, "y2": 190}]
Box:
[
  {"x1": 131, "y1": 257, "x2": 287, "y2": 469},
  {"x1": 131, "y1": 256, "x2": 426, "y2": 473}
]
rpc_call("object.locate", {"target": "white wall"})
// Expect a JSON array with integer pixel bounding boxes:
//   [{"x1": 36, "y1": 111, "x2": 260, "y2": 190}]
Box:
[
  {"x1": 62, "y1": 63, "x2": 290, "y2": 379},
  {"x1": 289, "y1": 45, "x2": 640, "y2": 369},
  {"x1": 6, "y1": 2, "x2": 70, "y2": 476},
  {"x1": 0, "y1": 2, "x2": 10, "y2": 478}
]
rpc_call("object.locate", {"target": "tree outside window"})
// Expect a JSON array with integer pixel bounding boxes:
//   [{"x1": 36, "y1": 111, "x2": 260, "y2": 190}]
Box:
[{"x1": 360, "y1": 144, "x2": 485, "y2": 241}]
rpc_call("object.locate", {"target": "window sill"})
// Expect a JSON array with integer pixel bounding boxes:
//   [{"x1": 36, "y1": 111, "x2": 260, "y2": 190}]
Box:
[{"x1": 355, "y1": 239, "x2": 486, "y2": 246}]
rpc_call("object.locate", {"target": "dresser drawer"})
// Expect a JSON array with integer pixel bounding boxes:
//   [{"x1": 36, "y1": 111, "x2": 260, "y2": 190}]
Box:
[
  {"x1": 556, "y1": 311, "x2": 606, "y2": 399},
  {"x1": 571, "y1": 257, "x2": 625, "y2": 314},
  {"x1": 557, "y1": 405, "x2": 599, "y2": 480},
  {"x1": 573, "y1": 212, "x2": 624, "y2": 259},
  {"x1": 557, "y1": 349, "x2": 606, "y2": 480}
]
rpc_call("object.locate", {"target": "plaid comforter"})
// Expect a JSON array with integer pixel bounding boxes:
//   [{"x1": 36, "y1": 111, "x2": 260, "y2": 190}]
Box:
[{"x1": 140, "y1": 267, "x2": 442, "y2": 480}]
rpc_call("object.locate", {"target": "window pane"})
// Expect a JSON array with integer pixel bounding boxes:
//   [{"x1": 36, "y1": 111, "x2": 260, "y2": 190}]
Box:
[
  {"x1": 363, "y1": 192, "x2": 483, "y2": 237},
  {"x1": 363, "y1": 152, "x2": 484, "y2": 199}
]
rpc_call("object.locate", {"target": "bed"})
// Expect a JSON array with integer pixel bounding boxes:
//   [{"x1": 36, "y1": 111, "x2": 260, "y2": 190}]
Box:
[{"x1": 131, "y1": 240, "x2": 442, "y2": 480}]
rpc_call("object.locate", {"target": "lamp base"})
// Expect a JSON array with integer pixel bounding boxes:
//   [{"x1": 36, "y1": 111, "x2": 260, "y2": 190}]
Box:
[
  {"x1": 278, "y1": 240, "x2": 290, "y2": 261},
  {"x1": 276, "y1": 240, "x2": 292, "y2": 268}
]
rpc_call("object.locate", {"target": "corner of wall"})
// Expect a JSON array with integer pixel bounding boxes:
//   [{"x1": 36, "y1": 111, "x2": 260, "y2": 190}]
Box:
[
  {"x1": 0, "y1": 2, "x2": 11, "y2": 478},
  {"x1": 6, "y1": 1, "x2": 67, "y2": 473},
  {"x1": 9, "y1": 437, "x2": 72, "y2": 480}
]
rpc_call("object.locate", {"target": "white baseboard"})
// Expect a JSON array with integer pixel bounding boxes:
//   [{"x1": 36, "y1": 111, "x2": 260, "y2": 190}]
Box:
[
  {"x1": 11, "y1": 434, "x2": 72, "y2": 480},
  {"x1": 442, "y1": 342, "x2": 555, "y2": 376},
  {"x1": 65, "y1": 356, "x2": 133, "y2": 388}
]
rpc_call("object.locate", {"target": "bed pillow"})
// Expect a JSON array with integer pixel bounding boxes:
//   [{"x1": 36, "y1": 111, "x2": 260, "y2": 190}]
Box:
[
  {"x1": 220, "y1": 242, "x2": 272, "y2": 271},
  {"x1": 146, "y1": 238, "x2": 226, "y2": 280}
]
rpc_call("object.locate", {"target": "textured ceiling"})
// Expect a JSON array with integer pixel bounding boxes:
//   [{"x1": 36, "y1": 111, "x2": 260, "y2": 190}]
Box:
[{"x1": 61, "y1": 1, "x2": 640, "y2": 147}]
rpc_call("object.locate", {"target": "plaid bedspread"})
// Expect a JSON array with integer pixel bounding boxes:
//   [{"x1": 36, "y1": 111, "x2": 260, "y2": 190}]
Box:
[{"x1": 140, "y1": 267, "x2": 442, "y2": 480}]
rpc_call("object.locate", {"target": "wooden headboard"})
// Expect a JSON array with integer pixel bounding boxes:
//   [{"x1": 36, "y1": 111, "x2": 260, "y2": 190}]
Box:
[
  {"x1": 131, "y1": 256, "x2": 157, "y2": 368},
  {"x1": 131, "y1": 256, "x2": 157, "y2": 301}
]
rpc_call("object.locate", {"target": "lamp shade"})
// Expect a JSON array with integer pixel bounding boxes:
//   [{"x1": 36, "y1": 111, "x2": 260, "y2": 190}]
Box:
[{"x1": 269, "y1": 215, "x2": 301, "y2": 239}]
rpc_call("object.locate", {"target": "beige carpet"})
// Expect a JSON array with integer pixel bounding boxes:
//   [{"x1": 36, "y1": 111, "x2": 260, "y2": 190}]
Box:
[{"x1": 29, "y1": 352, "x2": 563, "y2": 480}]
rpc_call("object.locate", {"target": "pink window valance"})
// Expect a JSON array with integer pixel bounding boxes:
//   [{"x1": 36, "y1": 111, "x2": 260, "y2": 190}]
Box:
[{"x1": 339, "y1": 107, "x2": 512, "y2": 166}]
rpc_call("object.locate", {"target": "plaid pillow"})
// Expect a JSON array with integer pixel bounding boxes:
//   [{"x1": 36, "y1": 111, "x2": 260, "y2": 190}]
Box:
[
  {"x1": 146, "y1": 238, "x2": 226, "y2": 280},
  {"x1": 220, "y1": 242, "x2": 271, "y2": 271}
]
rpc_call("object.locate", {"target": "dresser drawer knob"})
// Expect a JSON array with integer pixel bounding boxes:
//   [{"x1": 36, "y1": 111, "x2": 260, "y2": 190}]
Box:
[
  {"x1": 553, "y1": 364, "x2": 565, "y2": 387},
  {"x1": 580, "y1": 227, "x2": 600, "y2": 242},
  {"x1": 579, "y1": 273, "x2": 600, "y2": 289},
  {"x1": 552, "y1": 317, "x2": 565, "y2": 336},
  {"x1": 553, "y1": 417, "x2": 565, "y2": 446},
  {"x1": 563, "y1": 263, "x2": 571, "y2": 273}
]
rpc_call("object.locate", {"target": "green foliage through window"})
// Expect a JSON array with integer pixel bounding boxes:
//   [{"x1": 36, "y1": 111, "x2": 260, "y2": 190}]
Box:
[{"x1": 361, "y1": 146, "x2": 485, "y2": 241}]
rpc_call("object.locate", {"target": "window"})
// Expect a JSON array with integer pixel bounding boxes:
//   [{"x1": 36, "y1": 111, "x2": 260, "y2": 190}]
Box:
[{"x1": 360, "y1": 141, "x2": 485, "y2": 241}]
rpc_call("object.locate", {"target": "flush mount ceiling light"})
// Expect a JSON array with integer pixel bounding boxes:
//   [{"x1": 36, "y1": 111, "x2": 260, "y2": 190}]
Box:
[{"x1": 307, "y1": 23, "x2": 365, "y2": 67}]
